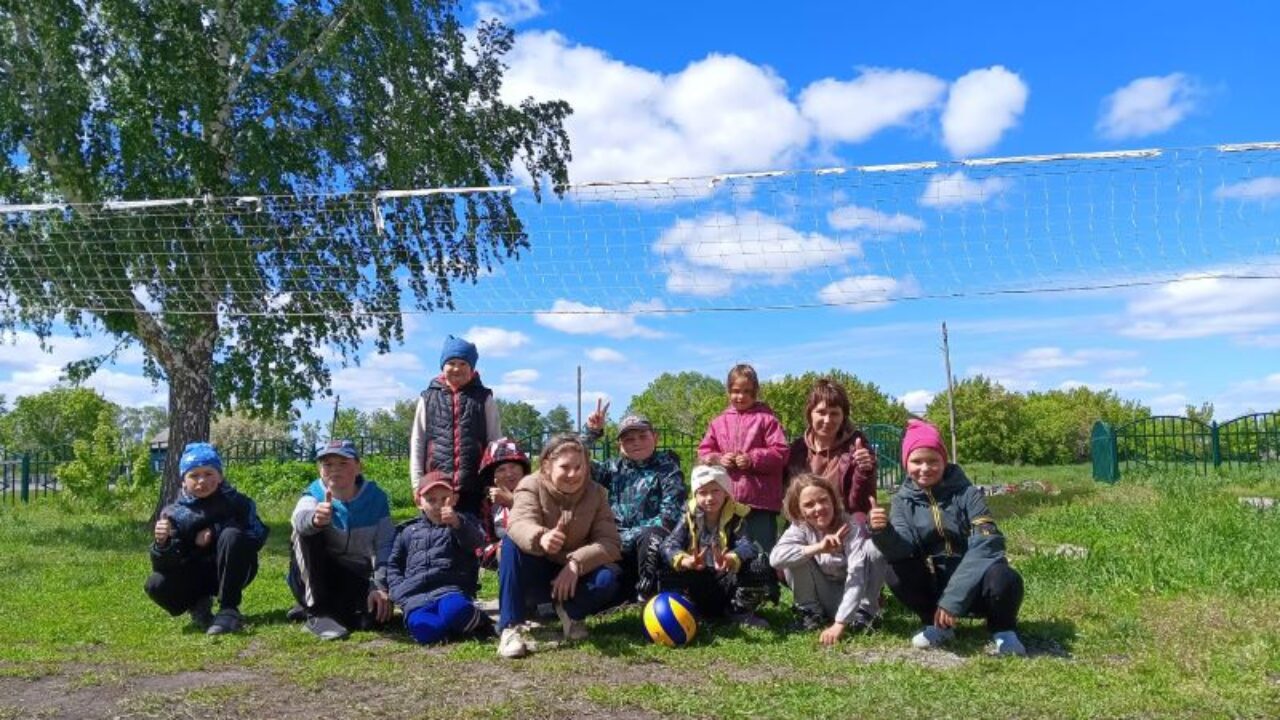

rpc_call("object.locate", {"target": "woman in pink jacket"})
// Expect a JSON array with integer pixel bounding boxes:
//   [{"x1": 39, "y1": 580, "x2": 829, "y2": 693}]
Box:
[{"x1": 697, "y1": 364, "x2": 791, "y2": 555}]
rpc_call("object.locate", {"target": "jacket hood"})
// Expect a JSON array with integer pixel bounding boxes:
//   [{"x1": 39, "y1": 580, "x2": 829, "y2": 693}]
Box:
[{"x1": 897, "y1": 463, "x2": 971, "y2": 502}]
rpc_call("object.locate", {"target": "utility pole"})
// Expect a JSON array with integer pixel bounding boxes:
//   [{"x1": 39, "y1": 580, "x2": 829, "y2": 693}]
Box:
[
  {"x1": 941, "y1": 323, "x2": 959, "y2": 462},
  {"x1": 330, "y1": 395, "x2": 341, "y2": 439},
  {"x1": 576, "y1": 365, "x2": 583, "y2": 431}
]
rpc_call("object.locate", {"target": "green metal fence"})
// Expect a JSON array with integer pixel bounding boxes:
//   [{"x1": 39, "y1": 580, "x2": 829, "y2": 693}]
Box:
[
  {"x1": 1091, "y1": 411, "x2": 1280, "y2": 481},
  {"x1": 0, "y1": 447, "x2": 72, "y2": 503}
]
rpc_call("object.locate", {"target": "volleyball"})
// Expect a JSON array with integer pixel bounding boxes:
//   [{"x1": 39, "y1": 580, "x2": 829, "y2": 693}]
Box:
[{"x1": 641, "y1": 591, "x2": 698, "y2": 647}]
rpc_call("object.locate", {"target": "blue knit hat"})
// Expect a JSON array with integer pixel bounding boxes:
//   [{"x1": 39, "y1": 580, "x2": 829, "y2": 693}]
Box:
[
  {"x1": 440, "y1": 335, "x2": 479, "y2": 369},
  {"x1": 179, "y1": 442, "x2": 223, "y2": 475}
]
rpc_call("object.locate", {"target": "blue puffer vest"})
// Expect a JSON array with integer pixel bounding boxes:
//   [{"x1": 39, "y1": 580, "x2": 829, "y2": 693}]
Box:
[{"x1": 421, "y1": 376, "x2": 491, "y2": 493}]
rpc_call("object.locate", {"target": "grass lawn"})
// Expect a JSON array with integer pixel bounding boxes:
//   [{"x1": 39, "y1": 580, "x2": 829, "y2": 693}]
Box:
[{"x1": 1, "y1": 465, "x2": 1278, "y2": 719}]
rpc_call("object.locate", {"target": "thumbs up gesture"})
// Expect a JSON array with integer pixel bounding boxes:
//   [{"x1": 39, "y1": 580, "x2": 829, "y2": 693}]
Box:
[
  {"x1": 439, "y1": 493, "x2": 460, "y2": 528},
  {"x1": 153, "y1": 513, "x2": 174, "y2": 545},
  {"x1": 868, "y1": 495, "x2": 888, "y2": 532},
  {"x1": 852, "y1": 436, "x2": 875, "y2": 472},
  {"x1": 313, "y1": 488, "x2": 334, "y2": 528},
  {"x1": 540, "y1": 513, "x2": 568, "y2": 554}
]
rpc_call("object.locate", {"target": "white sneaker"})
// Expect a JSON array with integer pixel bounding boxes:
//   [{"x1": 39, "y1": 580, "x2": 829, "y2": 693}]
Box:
[
  {"x1": 911, "y1": 624, "x2": 955, "y2": 649},
  {"x1": 553, "y1": 602, "x2": 589, "y2": 642},
  {"x1": 992, "y1": 630, "x2": 1027, "y2": 657},
  {"x1": 497, "y1": 626, "x2": 530, "y2": 659}
]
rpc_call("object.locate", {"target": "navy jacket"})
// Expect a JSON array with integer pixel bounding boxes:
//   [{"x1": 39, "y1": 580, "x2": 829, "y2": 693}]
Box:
[
  {"x1": 386, "y1": 511, "x2": 484, "y2": 617},
  {"x1": 150, "y1": 482, "x2": 268, "y2": 572}
]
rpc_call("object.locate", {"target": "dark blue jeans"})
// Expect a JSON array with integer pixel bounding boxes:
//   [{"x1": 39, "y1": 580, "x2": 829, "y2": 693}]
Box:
[{"x1": 497, "y1": 536, "x2": 620, "y2": 631}]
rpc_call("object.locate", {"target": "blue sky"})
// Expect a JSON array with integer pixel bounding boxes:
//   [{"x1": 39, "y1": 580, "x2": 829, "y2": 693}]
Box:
[{"x1": 3, "y1": 0, "x2": 1279, "y2": 430}]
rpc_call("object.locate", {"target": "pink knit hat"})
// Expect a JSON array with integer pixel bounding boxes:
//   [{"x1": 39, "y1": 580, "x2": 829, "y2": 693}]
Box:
[{"x1": 901, "y1": 419, "x2": 948, "y2": 468}]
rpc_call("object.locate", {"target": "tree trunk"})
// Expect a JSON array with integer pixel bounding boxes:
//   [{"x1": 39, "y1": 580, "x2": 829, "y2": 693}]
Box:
[{"x1": 151, "y1": 341, "x2": 216, "y2": 519}]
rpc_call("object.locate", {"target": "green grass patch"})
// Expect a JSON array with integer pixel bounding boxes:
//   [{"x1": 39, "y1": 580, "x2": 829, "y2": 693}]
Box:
[{"x1": 2, "y1": 468, "x2": 1279, "y2": 718}]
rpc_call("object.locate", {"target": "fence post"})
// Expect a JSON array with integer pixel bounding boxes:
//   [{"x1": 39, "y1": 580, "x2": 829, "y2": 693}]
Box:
[
  {"x1": 1211, "y1": 421, "x2": 1221, "y2": 469},
  {"x1": 20, "y1": 452, "x2": 30, "y2": 503}
]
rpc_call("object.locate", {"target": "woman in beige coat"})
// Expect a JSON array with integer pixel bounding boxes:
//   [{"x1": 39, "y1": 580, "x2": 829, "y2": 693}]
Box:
[{"x1": 496, "y1": 434, "x2": 622, "y2": 658}]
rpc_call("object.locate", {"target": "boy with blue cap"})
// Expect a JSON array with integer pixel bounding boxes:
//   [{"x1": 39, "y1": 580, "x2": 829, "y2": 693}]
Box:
[
  {"x1": 145, "y1": 442, "x2": 269, "y2": 635},
  {"x1": 409, "y1": 335, "x2": 501, "y2": 515},
  {"x1": 287, "y1": 439, "x2": 396, "y2": 641}
]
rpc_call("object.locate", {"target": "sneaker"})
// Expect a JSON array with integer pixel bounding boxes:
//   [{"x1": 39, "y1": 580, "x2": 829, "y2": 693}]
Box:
[
  {"x1": 729, "y1": 612, "x2": 770, "y2": 629},
  {"x1": 993, "y1": 630, "x2": 1027, "y2": 657},
  {"x1": 305, "y1": 614, "x2": 349, "y2": 641},
  {"x1": 468, "y1": 611, "x2": 498, "y2": 641},
  {"x1": 850, "y1": 609, "x2": 881, "y2": 634},
  {"x1": 498, "y1": 626, "x2": 531, "y2": 659},
  {"x1": 553, "y1": 602, "x2": 589, "y2": 642},
  {"x1": 206, "y1": 608, "x2": 244, "y2": 636},
  {"x1": 285, "y1": 604, "x2": 307, "y2": 623},
  {"x1": 910, "y1": 624, "x2": 955, "y2": 649},
  {"x1": 353, "y1": 612, "x2": 376, "y2": 632},
  {"x1": 789, "y1": 604, "x2": 827, "y2": 632},
  {"x1": 188, "y1": 596, "x2": 214, "y2": 630}
]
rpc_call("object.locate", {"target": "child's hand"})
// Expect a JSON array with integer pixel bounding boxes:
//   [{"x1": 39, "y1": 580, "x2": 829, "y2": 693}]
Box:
[
  {"x1": 367, "y1": 589, "x2": 392, "y2": 624},
  {"x1": 586, "y1": 398, "x2": 610, "y2": 432},
  {"x1": 153, "y1": 515, "x2": 173, "y2": 545},
  {"x1": 736, "y1": 452, "x2": 753, "y2": 470},
  {"x1": 439, "y1": 495, "x2": 459, "y2": 528},
  {"x1": 540, "y1": 514, "x2": 568, "y2": 554},
  {"x1": 551, "y1": 560, "x2": 579, "y2": 601},
  {"x1": 488, "y1": 486, "x2": 513, "y2": 507},
  {"x1": 313, "y1": 489, "x2": 334, "y2": 527},
  {"x1": 819, "y1": 622, "x2": 846, "y2": 646},
  {"x1": 852, "y1": 437, "x2": 875, "y2": 472},
  {"x1": 933, "y1": 606, "x2": 955, "y2": 629},
  {"x1": 712, "y1": 549, "x2": 735, "y2": 573},
  {"x1": 868, "y1": 496, "x2": 888, "y2": 532},
  {"x1": 677, "y1": 554, "x2": 701, "y2": 571},
  {"x1": 816, "y1": 524, "x2": 850, "y2": 555},
  {"x1": 195, "y1": 527, "x2": 214, "y2": 548}
]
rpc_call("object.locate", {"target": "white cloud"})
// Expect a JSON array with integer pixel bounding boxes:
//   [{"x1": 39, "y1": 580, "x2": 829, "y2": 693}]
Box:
[
  {"x1": 328, "y1": 352, "x2": 424, "y2": 411},
  {"x1": 970, "y1": 346, "x2": 1137, "y2": 390},
  {"x1": 800, "y1": 68, "x2": 947, "y2": 144},
  {"x1": 463, "y1": 326, "x2": 530, "y2": 356},
  {"x1": 585, "y1": 347, "x2": 626, "y2": 363},
  {"x1": 655, "y1": 211, "x2": 859, "y2": 296},
  {"x1": 491, "y1": 382, "x2": 553, "y2": 407},
  {"x1": 1102, "y1": 366, "x2": 1150, "y2": 381},
  {"x1": 1213, "y1": 177, "x2": 1280, "y2": 203},
  {"x1": 899, "y1": 389, "x2": 935, "y2": 413},
  {"x1": 1216, "y1": 373, "x2": 1280, "y2": 418},
  {"x1": 502, "y1": 368, "x2": 540, "y2": 384},
  {"x1": 534, "y1": 299, "x2": 663, "y2": 338},
  {"x1": 1149, "y1": 393, "x2": 1190, "y2": 416},
  {"x1": 1097, "y1": 73, "x2": 1199, "y2": 140},
  {"x1": 827, "y1": 205, "x2": 925, "y2": 234},
  {"x1": 817, "y1": 275, "x2": 917, "y2": 311},
  {"x1": 1122, "y1": 275, "x2": 1280, "y2": 340},
  {"x1": 503, "y1": 33, "x2": 809, "y2": 183},
  {"x1": 941, "y1": 66, "x2": 1028, "y2": 157},
  {"x1": 474, "y1": 0, "x2": 542, "y2": 24},
  {"x1": 919, "y1": 172, "x2": 1011, "y2": 208}
]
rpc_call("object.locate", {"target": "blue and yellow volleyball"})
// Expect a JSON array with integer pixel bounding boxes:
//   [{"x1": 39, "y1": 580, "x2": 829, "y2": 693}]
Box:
[{"x1": 642, "y1": 592, "x2": 698, "y2": 647}]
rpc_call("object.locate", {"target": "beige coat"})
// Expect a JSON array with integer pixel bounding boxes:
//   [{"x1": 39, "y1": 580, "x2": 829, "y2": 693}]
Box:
[{"x1": 506, "y1": 474, "x2": 622, "y2": 574}]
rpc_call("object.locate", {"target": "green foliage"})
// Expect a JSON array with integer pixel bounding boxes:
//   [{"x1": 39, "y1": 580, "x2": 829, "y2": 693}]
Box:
[
  {"x1": 210, "y1": 409, "x2": 292, "y2": 448},
  {"x1": 366, "y1": 400, "x2": 417, "y2": 441},
  {"x1": 926, "y1": 375, "x2": 1026, "y2": 464},
  {"x1": 55, "y1": 409, "x2": 153, "y2": 510},
  {"x1": 498, "y1": 399, "x2": 544, "y2": 442},
  {"x1": 227, "y1": 456, "x2": 413, "y2": 509},
  {"x1": 0, "y1": 386, "x2": 118, "y2": 453},
  {"x1": 542, "y1": 404, "x2": 574, "y2": 435},
  {"x1": 1185, "y1": 401, "x2": 1215, "y2": 425},
  {"x1": 116, "y1": 405, "x2": 168, "y2": 446},
  {"x1": 760, "y1": 369, "x2": 910, "y2": 437},
  {"x1": 628, "y1": 371, "x2": 725, "y2": 436},
  {"x1": 1020, "y1": 387, "x2": 1150, "y2": 464}
]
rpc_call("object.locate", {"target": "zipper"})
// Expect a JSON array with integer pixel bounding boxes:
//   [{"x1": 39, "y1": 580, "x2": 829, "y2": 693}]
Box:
[{"x1": 923, "y1": 487, "x2": 954, "y2": 556}]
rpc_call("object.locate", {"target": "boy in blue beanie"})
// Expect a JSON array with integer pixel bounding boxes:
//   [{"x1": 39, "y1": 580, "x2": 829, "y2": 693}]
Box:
[
  {"x1": 409, "y1": 335, "x2": 501, "y2": 515},
  {"x1": 145, "y1": 442, "x2": 269, "y2": 635}
]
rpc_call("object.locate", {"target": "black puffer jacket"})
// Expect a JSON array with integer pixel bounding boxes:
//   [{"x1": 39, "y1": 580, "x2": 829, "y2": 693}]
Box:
[
  {"x1": 386, "y1": 511, "x2": 484, "y2": 617},
  {"x1": 150, "y1": 482, "x2": 268, "y2": 571},
  {"x1": 410, "y1": 375, "x2": 492, "y2": 493}
]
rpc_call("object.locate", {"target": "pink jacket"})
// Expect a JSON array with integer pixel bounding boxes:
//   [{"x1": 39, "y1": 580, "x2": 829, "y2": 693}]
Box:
[{"x1": 698, "y1": 402, "x2": 790, "y2": 512}]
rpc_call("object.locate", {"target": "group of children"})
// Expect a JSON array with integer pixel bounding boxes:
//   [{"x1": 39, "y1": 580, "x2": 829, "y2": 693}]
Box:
[{"x1": 145, "y1": 338, "x2": 1028, "y2": 658}]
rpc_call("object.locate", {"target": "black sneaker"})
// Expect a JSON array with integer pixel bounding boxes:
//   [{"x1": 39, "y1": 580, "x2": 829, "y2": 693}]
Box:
[
  {"x1": 285, "y1": 604, "x2": 307, "y2": 623},
  {"x1": 850, "y1": 609, "x2": 881, "y2": 634},
  {"x1": 206, "y1": 608, "x2": 244, "y2": 635},
  {"x1": 188, "y1": 596, "x2": 214, "y2": 630},
  {"x1": 790, "y1": 604, "x2": 827, "y2": 632},
  {"x1": 305, "y1": 614, "x2": 349, "y2": 641}
]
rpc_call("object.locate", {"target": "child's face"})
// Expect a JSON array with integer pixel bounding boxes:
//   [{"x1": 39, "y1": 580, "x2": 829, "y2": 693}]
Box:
[
  {"x1": 318, "y1": 455, "x2": 361, "y2": 497},
  {"x1": 441, "y1": 359, "x2": 475, "y2": 389},
  {"x1": 809, "y1": 401, "x2": 845, "y2": 442},
  {"x1": 417, "y1": 485, "x2": 456, "y2": 515},
  {"x1": 618, "y1": 428, "x2": 657, "y2": 462},
  {"x1": 492, "y1": 461, "x2": 524, "y2": 491},
  {"x1": 547, "y1": 448, "x2": 586, "y2": 495},
  {"x1": 906, "y1": 447, "x2": 945, "y2": 488},
  {"x1": 728, "y1": 376, "x2": 757, "y2": 412},
  {"x1": 798, "y1": 484, "x2": 836, "y2": 531},
  {"x1": 182, "y1": 466, "x2": 223, "y2": 499},
  {"x1": 694, "y1": 484, "x2": 728, "y2": 516}
]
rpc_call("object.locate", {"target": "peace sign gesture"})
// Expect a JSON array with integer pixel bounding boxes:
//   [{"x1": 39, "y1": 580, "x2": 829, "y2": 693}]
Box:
[{"x1": 586, "y1": 398, "x2": 610, "y2": 432}]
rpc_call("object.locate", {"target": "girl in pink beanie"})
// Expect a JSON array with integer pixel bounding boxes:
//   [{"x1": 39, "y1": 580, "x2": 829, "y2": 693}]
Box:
[{"x1": 866, "y1": 419, "x2": 1028, "y2": 656}]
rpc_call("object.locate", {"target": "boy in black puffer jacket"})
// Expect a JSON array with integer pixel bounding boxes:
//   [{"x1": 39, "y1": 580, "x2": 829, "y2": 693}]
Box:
[
  {"x1": 388, "y1": 470, "x2": 491, "y2": 644},
  {"x1": 145, "y1": 443, "x2": 269, "y2": 635}
]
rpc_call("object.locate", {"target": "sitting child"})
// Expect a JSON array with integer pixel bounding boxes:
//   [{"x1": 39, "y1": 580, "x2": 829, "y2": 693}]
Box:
[
  {"x1": 477, "y1": 437, "x2": 532, "y2": 570},
  {"x1": 653, "y1": 465, "x2": 772, "y2": 628},
  {"x1": 769, "y1": 473, "x2": 885, "y2": 645},
  {"x1": 387, "y1": 471, "x2": 491, "y2": 644},
  {"x1": 144, "y1": 442, "x2": 269, "y2": 635}
]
